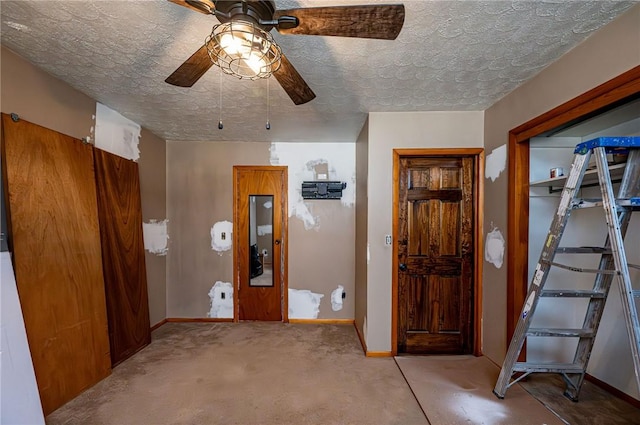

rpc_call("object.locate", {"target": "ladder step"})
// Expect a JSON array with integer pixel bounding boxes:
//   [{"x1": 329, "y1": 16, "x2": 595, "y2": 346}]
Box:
[
  {"x1": 572, "y1": 198, "x2": 640, "y2": 209},
  {"x1": 513, "y1": 362, "x2": 584, "y2": 374},
  {"x1": 556, "y1": 247, "x2": 611, "y2": 254},
  {"x1": 527, "y1": 328, "x2": 595, "y2": 338},
  {"x1": 547, "y1": 260, "x2": 617, "y2": 274},
  {"x1": 540, "y1": 289, "x2": 606, "y2": 298}
]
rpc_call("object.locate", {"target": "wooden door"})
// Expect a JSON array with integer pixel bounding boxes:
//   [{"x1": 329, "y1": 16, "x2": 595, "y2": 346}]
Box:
[
  {"x1": 397, "y1": 156, "x2": 474, "y2": 354},
  {"x1": 94, "y1": 149, "x2": 150, "y2": 366},
  {"x1": 1, "y1": 114, "x2": 111, "y2": 414},
  {"x1": 234, "y1": 166, "x2": 287, "y2": 321}
]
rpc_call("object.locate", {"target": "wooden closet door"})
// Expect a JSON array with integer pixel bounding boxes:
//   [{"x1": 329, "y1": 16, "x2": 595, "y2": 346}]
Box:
[
  {"x1": 94, "y1": 149, "x2": 150, "y2": 366},
  {"x1": 1, "y1": 114, "x2": 111, "y2": 415}
]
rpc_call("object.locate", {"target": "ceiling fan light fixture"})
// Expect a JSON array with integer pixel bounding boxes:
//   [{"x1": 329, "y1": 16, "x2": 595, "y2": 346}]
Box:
[{"x1": 206, "y1": 21, "x2": 282, "y2": 80}]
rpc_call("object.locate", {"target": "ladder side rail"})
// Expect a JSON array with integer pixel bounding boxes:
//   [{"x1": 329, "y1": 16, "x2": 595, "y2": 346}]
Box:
[
  {"x1": 594, "y1": 146, "x2": 640, "y2": 392},
  {"x1": 564, "y1": 210, "x2": 634, "y2": 400},
  {"x1": 493, "y1": 150, "x2": 592, "y2": 398},
  {"x1": 618, "y1": 149, "x2": 640, "y2": 200}
]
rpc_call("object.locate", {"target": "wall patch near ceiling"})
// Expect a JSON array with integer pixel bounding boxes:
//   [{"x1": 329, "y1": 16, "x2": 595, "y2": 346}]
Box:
[
  {"x1": 485, "y1": 226, "x2": 505, "y2": 269},
  {"x1": 208, "y1": 281, "x2": 233, "y2": 319},
  {"x1": 94, "y1": 102, "x2": 141, "y2": 161},
  {"x1": 142, "y1": 219, "x2": 169, "y2": 256},
  {"x1": 211, "y1": 220, "x2": 233, "y2": 253},
  {"x1": 288, "y1": 288, "x2": 324, "y2": 319},
  {"x1": 485, "y1": 144, "x2": 507, "y2": 182},
  {"x1": 269, "y1": 143, "x2": 356, "y2": 230}
]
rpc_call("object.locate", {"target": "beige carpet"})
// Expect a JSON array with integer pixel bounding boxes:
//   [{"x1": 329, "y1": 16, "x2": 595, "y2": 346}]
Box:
[
  {"x1": 47, "y1": 323, "x2": 638, "y2": 425},
  {"x1": 47, "y1": 323, "x2": 427, "y2": 425},
  {"x1": 395, "y1": 355, "x2": 565, "y2": 425}
]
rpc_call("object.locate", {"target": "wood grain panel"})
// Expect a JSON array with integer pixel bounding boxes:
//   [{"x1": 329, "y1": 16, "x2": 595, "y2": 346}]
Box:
[
  {"x1": 440, "y1": 167, "x2": 461, "y2": 189},
  {"x1": 440, "y1": 201, "x2": 460, "y2": 256},
  {"x1": 94, "y1": 149, "x2": 150, "y2": 366},
  {"x1": 392, "y1": 148, "x2": 484, "y2": 356},
  {"x1": 439, "y1": 277, "x2": 460, "y2": 332},
  {"x1": 1, "y1": 114, "x2": 111, "y2": 415},
  {"x1": 397, "y1": 156, "x2": 473, "y2": 354},
  {"x1": 234, "y1": 167, "x2": 287, "y2": 321},
  {"x1": 274, "y1": 5, "x2": 405, "y2": 40},
  {"x1": 273, "y1": 53, "x2": 316, "y2": 105},
  {"x1": 407, "y1": 275, "x2": 428, "y2": 331}
]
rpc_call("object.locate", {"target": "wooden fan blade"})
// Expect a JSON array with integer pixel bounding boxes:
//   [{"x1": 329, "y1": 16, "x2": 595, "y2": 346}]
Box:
[
  {"x1": 274, "y1": 5, "x2": 405, "y2": 40},
  {"x1": 165, "y1": 45, "x2": 214, "y2": 87},
  {"x1": 168, "y1": 0, "x2": 214, "y2": 15},
  {"x1": 273, "y1": 54, "x2": 316, "y2": 105}
]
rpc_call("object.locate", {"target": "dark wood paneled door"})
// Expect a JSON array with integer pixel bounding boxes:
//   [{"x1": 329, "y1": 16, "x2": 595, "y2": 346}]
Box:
[
  {"x1": 94, "y1": 149, "x2": 150, "y2": 366},
  {"x1": 1, "y1": 114, "x2": 111, "y2": 414},
  {"x1": 234, "y1": 166, "x2": 287, "y2": 321},
  {"x1": 397, "y1": 156, "x2": 474, "y2": 354}
]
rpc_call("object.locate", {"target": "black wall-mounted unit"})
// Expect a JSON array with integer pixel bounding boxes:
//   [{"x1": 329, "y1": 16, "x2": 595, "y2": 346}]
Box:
[{"x1": 302, "y1": 181, "x2": 347, "y2": 200}]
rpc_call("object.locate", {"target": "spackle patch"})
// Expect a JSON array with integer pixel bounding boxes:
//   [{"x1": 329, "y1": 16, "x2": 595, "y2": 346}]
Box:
[
  {"x1": 95, "y1": 102, "x2": 141, "y2": 161},
  {"x1": 485, "y1": 227, "x2": 505, "y2": 268},
  {"x1": 269, "y1": 143, "x2": 355, "y2": 230},
  {"x1": 330, "y1": 285, "x2": 345, "y2": 311},
  {"x1": 485, "y1": 144, "x2": 507, "y2": 182},
  {"x1": 257, "y1": 225, "x2": 272, "y2": 236},
  {"x1": 142, "y1": 219, "x2": 169, "y2": 256},
  {"x1": 211, "y1": 221, "x2": 233, "y2": 253},
  {"x1": 208, "y1": 281, "x2": 233, "y2": 319},
  {"x1": 288, "y1": 288, "x2": 324, "y2": 319}
]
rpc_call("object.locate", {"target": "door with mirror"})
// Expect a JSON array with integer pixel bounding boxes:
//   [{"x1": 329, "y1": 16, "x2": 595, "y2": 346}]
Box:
[{"x1": 234, "y1": 166, "x2": 287, "y2": 321}]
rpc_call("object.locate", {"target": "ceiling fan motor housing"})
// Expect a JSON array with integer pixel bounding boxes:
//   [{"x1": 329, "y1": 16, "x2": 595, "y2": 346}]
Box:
[{"x1": 213, "y1": 1, "x2": 277, "y2": 31}]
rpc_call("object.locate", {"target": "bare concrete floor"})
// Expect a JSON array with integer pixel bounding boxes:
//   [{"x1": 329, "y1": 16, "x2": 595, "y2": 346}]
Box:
[{"x1": 46, "y1": 323, "x2": 639, "y2": 424}]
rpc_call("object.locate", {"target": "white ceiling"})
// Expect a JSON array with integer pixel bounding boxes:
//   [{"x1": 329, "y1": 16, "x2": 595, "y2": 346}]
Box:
[{"x1": 1, "y1": 0, "x2": 636, "y2": 142}]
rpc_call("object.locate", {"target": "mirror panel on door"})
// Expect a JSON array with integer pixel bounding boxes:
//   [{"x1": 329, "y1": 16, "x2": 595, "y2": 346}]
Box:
[{"x1": 249, "y1": 195, "x2": 273, "y2": 287}]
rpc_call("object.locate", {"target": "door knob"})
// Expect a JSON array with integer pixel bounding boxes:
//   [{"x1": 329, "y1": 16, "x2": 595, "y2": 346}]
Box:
[
  {"x1": 399, "y1": 263, "x2": 407, "y2": 271},
  {"x1": 274, "y1": 239, "x2": 281, "y2": 245}
]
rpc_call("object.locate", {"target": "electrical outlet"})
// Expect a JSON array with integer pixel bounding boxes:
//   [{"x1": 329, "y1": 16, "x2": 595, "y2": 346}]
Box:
[
  {"x1": 385, "y1": 235, "x2": 392, "y2": 245},
  {"x1": 342, "y1": 291, "x2": 346, "y2": 299}
]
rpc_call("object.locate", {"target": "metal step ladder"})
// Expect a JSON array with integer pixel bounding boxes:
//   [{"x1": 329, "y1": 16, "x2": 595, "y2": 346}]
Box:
[{"x1": 494, "y1": 136, "x2": 640, "y2": 401}]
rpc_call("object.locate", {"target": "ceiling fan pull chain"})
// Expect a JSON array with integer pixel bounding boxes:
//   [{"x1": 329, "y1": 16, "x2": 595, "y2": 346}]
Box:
[
  {"x1": 266, "y1": 76, "x2": 271, "y2": 130},
  {"x1": 218, "y1": 65, "x2": 223, "y2": 130}
]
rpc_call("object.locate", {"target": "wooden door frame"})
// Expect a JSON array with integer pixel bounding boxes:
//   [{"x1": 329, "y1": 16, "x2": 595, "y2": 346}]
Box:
[
  {"x1": 233, "y1": 165, "x2": 289, "y2": 322},
  {"x1": 507, "y1": 65, "x2": 640, "y2": 343},
  {"x1": 392, "y1": 148, "x2": 485, "y2": 356}
]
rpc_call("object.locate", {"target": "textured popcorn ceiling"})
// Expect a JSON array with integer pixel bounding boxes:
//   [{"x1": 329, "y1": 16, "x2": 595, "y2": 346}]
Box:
[{"x1": 0, "y1": 1, "x2": 636, "y2": 142}]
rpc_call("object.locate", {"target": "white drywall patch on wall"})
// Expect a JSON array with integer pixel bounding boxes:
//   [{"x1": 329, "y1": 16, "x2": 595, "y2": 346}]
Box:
[
  {"x1": 207, "y1": 281, "x2": 233, "y2": 319},
  {"x1": 485, "y1": 144, "x2": 507, "y2": 182},
  {"x1": 330, "y1": 285, "x2": 345, "y2": 311},
  {"x1": 269, "y1": 143, "x2": 356, "y2": 230},
  {"x1": 485, "y1": 227, "x2": 505, "y2": 269},
  {"x1": 95, "y1": 102, "x2": 141, "y2": 161},
  {"x1": 211, "y1": 221, "x2": 233, "y2": 253},
  {"x1": 288, "y1": 288, "x2": 324, "y2": 319},
  {"x1": 142, "y1": 219, "x2": 169, "y2": 256},
  {"x1": 257, "y1": 225, "x2": 272, "y2": 236}
]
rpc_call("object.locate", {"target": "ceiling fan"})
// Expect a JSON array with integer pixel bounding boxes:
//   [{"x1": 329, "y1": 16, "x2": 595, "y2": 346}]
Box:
[{"x1": 165, "y1": 0, "x2": 405, "y2": 105}]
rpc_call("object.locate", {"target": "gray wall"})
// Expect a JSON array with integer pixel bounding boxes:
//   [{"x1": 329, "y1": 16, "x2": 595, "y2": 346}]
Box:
[
  {"x1": 355, "y1": 118, "x2": 369, "y2": 343},
  {"x1": 364, "y1": 111, "x2": 485, "y2": 351},
  {"x1": 166, "y1": 141, "x2": 356, "y2": 319}
]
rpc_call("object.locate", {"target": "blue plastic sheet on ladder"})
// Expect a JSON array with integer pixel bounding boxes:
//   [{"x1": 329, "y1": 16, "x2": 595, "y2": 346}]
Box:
[{"x1": 574, "y1": 136, "x2": 640, "y2": 154}]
